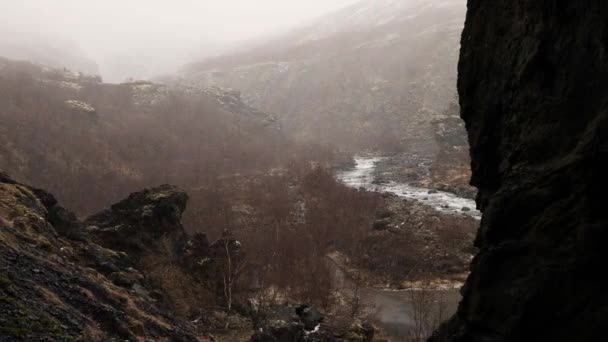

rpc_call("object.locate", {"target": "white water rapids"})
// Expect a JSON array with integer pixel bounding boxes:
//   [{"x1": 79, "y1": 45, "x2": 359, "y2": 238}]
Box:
[
  {"x1": 334, "y1": 156, "x2": 475, "y2": 339},
  {"x1": 337, "y1": 156, "x2": 481, "y2": 220}
]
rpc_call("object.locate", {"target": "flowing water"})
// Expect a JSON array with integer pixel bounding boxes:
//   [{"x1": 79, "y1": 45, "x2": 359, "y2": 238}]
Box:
[
  {"x1": 334, "y1": 156, "x2": 477, "y2": 340},
  {"x1": 336, "y1": 156, "x2": 481, "y2": 220}
]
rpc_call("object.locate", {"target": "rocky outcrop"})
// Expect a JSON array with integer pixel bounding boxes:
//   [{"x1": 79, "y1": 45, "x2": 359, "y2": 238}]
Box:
[
  {"x1": 429, "y1": 102, "x2": 475, "y2": 198},
  {"x1": 85, "y1": 184, "x2": 189, "y2": 261},
  {"x1": 251, "y1": 304, "x2": 374, "y2": 342},
  {"x1": 128, "y1": 81, "x2": 279, "y2": 128},
  {"x1": 0, "y1": 172, "x2": 198, "y2": 341},
  {"x1": 432, "y1": 2, "x2": 608, "y2": 341}
]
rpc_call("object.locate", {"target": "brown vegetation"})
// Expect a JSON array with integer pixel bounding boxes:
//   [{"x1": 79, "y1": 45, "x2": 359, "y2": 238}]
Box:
[
  {"x1": 0, "y1": 59, "x2": 476, "y2": 340},
  {"x1": 0, "y1": 58, "x2": 290, "y2": 216}
]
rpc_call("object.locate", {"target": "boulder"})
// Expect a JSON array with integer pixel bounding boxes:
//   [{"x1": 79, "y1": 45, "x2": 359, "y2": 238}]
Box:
[
  {"x1": 251, "y1": 304, "x2": 330, "y2": 342},
  {"x1": 0, "y1": 173, "x2": 198, "y2": 341},
  {"x1": 294, "y1": 305, "x2": 324, "y2": 331},
  {"x1": 85, "y1": 185, "x2": 189, "y2": 261}
]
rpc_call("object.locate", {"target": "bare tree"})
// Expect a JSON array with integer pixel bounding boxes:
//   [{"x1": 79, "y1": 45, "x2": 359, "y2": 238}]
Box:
[
  {"x1": 220, "y1": 234, "x2": 247, "y2": 311},
  {"x1": 407, "y1": 286, "x2": 448, "y2": 341}
]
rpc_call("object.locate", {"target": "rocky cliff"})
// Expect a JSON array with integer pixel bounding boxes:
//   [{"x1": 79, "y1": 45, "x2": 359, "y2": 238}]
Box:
[
  {"x1": 429, "y1": 102, "x2": 475, "y2": 197},
  {"x1": 433, "y1": 1, "x2": 608, "y2": 341}
]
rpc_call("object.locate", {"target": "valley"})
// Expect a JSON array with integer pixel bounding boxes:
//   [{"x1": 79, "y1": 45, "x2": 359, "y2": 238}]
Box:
[
  {"x1": 1, "y1": 0, "x2": 599, "y2": 341},
  {"x1": 0, "y1": 1, "x2": 478, "y2": 341},
  {"x1": 331, "y1": 156, "x2": 475, "y2": 340},
  {"x1": 0, "y1": 59, "x2": 474, "y2": 341}
]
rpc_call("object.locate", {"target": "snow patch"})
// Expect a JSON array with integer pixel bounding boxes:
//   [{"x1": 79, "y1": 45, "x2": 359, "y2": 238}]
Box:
[
  {"x1": 58, "y1": 81, "x2": 82, "y2": 91},
  {"x1": 65, "y1": 100, "x2": 96, "y2": 113}
]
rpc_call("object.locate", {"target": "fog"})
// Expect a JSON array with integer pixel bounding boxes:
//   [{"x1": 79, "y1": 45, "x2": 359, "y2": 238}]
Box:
[{"x1": 0, "y1": 0, "x2": 358, "y2": 82}]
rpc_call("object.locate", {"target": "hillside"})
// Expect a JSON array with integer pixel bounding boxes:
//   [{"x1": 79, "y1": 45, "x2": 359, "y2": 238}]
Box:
[
  {"x1": 0, "y1": 57, "x2": 284, "y2": 215},
  {"x1": 0, "y1": 172, "x2": 202, "y2": 341},
  {"x1": 183, "y1": 0, "x2": 466, "y2": 155},
  {"x1": 0, "y1": 171, "x2": 382, "y2": 341}
]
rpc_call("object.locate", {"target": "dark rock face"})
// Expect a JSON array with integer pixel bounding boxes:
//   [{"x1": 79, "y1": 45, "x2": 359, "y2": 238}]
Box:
[
  {"x1": 85, "y1": 185, "x2": 189, "y2": 261},
  {"x1": 433, "y1": 1, "x2": 608, "y2": 341},
  {"x1": 30, "y1": 187, "x2": 86, "y2": 241},
  {"x1": 430, "y1": 103, "x2": 476, "y2": 198}
]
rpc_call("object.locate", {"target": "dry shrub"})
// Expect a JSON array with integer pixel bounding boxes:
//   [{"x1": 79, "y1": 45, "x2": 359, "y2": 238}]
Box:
[
  {"x1": 357, "y1": 231, "x2": 427, "y2": 283},
  {"x1": 435, "y1": 216, "x2": 476, "y2": 254},
  {"x1": 82, "y1": 323, "x2": 106, "y2": 342},
  {"x1": 141, "y1": 256, "x2": 216, "y2": 318},
  {"x1": 191, "y1": 165, "x2": 382, "y2": 310}
]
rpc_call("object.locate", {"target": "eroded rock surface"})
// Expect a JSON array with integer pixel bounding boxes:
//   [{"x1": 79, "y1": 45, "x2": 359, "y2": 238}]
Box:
[
  {"x1": 433, "y1": 2, "x2": 608, "y2": 341},
  {"x1": 0, "y1": 173, "x2": 198, "y2": 341},
  {"x1": 85, "y1": 184, "x2": 189, "y2": 261}
]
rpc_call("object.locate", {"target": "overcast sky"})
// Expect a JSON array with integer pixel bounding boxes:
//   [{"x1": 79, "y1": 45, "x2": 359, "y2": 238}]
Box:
[{"x1": 0, "y1": 0, "x2": 359, "y2": 81}]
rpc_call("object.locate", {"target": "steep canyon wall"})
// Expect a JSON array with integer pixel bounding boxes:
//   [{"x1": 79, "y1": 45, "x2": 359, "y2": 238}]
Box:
[{"x1": 433, "y1": 1, "x2": 608, "y2": 341}]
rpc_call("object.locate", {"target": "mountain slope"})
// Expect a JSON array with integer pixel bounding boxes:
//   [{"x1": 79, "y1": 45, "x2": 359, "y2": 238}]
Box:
[
  {"x1": 184, "y1": 0, "x2": 466, "y2": 154},
  {"x1": 0, "y1": 172, "x2": 201, "y2": 341},
  {"x1": 0, "y1": 57, "x2": 284, "y2": 215}
]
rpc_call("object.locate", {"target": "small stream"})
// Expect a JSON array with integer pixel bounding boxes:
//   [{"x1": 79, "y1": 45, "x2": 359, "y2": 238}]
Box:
[{"x1": 337, "y1": 156, "x2": 481, "y2": 220}]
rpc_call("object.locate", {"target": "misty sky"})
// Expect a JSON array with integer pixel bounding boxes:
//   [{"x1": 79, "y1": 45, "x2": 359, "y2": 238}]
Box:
[{"x1": 0, "y1": 0, "x2": 358, "y2": 81}]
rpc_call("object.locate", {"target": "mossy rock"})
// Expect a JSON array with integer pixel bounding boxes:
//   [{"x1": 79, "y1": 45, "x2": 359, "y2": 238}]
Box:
[{"x1": 0, "y1": 303, "x2": 66, "y2": 339}]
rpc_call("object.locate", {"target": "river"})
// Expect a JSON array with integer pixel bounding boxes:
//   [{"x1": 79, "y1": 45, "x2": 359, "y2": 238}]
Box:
[
  {"x1": 328, "y1": 258, "x2": 460, "y2": 341},
  {"x1": 336, "y1": 156, "x2": 481, "y2": 220},
  {"x1": 334, "y1": 156, "x2": 476, "y2": 340}
]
